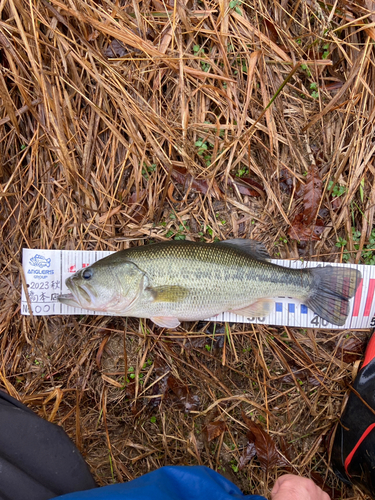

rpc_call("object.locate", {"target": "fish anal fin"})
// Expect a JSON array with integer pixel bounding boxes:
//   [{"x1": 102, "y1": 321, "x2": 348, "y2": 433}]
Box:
[
  {"x1": 232, "y1": 299, "x2": 274, "y2": 318},
  {"x1": 151, "y1": 316, "x2": 181, "y2": 329},
  {"x1": 215, "y1": 239, "x2": 271, "y2": 261},
  {"x1": 147, "y1": 285, "x2": 189, "y2": 303}
]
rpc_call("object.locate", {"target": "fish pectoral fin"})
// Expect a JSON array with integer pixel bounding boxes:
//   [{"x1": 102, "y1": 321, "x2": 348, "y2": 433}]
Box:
[
  {"x1": 215, "y1": 238, "x2": 271, "y2": 261},
  {"x1": 232, "y1": 299, "x2": 274, "y2": 318},
  {"x1": 151, "y1": 316, "x2": 181, "y2": 328},
  {"x1": 147, "y1": 285, "x2": 189, "y2": 303}
]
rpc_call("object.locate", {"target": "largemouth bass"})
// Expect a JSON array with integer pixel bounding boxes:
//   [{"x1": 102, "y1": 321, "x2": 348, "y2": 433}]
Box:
[{"x1": 58, "y1": 239, "x2": 362, "y2": 328}]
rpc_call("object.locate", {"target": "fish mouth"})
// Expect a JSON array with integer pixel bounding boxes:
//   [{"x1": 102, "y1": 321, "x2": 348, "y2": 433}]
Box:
[
  {"x1": 57, "y1": 279, "x2": 92, "y2": 308},
  {"x1": 57, "y1": 292, "x2": 80, "y2": 307}
]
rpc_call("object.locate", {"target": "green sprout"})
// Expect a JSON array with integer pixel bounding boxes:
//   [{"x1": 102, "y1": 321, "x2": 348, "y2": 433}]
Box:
[
  {"x1": 328, "y1": 180, "x2": 346, "y2": 197},
  {"x1": 229, "y1": 0, "x2": 242, "y2": 15},
  {"x1": 236, "y1": 166, "x2": 249, "y2": 178}
]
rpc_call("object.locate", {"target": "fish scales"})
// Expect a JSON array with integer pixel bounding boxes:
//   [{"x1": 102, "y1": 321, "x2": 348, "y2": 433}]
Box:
[{"x1": 117, "y1": 242, "x2": 312, "y2": 320}]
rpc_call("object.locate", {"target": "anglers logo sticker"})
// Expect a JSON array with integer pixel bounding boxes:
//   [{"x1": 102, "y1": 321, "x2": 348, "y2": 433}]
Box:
[{"x1": 29, "y1": 254, "x2": 51, "y2": 268}]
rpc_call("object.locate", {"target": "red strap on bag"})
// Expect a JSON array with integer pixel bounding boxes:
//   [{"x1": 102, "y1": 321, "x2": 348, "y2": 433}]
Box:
[{"x1": 344, "y1": 423, "x2": 375, "y2": 475}]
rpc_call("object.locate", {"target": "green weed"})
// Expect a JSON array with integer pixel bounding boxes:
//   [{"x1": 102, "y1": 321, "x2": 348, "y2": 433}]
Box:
[
  {"x1": 236, "y1": 166, "x2": 249, "y2": 178},
  {"x1": 322, "y1": 43, "x2": 330, "y2": 59},
  {"x1": 195, "y1": 138, "x2": 212, "y2": 165},
  {"x1": 166, "y1": 221, "x2": 190, "y2": 240},
  {"x1": 335, "y1": 227, "x2": 375, "y2": 265},
  {"x1": 328, "y1": 180, "x2": 346, "y2": 197},
  {"x1": 229, "y1": 0, "x2": 242, "y2": 15},
  {"x1": 142, "y1": 163, "x2": 156, "y2": 179}
]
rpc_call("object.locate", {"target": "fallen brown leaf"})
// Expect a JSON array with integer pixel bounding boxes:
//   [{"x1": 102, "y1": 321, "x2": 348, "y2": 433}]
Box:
[
  {"x1": 227, "y1": 175, "x2": 265, "y2": 197},
  {"x1": 203, "y1": 420, "x2": 227, "y2": 442},
  {"x1": 241, "y1": 411, "x2": 288, "y2": 471},
  {"x1": 288, "y1": 165, "x2": 325, "y2": 241},
  {"x1": 166, "y1": 375, "x2": 200, "y2": 412},
  {"x1": 171, "y1": 166, "x2": 220, "y2": 198},
  {"x1": 332, "y1": 335, "x2": 366, "y2": 363},
  {"x1": 127, "y1": 190, "x2": 148, "y2": 222},
  {"x1": 239, "y1": 442, "x2": 257, "y2": 470},
  {"x1": 264, "y1": 19, "x2": 279, "y2": 44}
]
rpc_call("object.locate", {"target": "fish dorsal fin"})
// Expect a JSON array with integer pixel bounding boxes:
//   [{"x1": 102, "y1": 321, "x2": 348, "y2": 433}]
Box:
[
  {"x1": 147, "y1": 285, "x2": 189, "y2": 303},
  {"x1": 215, "y1": 239, "x2": 271, "y2": 261}
]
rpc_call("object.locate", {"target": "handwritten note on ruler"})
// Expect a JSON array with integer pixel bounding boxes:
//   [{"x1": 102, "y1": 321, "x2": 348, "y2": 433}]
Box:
[{"x1": 21, "y1": 248, "x2": 374, "y2": 329}]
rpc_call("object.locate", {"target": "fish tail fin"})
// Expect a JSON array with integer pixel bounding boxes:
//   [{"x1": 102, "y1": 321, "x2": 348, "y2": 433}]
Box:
[{"x1": 305, "y1": 266, "x2": 362, "y2": 326}]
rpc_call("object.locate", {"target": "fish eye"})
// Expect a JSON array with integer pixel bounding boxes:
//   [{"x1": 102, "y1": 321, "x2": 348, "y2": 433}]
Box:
[{"x1": 82, "y1": 268, "x2": 93, "y2": 280}]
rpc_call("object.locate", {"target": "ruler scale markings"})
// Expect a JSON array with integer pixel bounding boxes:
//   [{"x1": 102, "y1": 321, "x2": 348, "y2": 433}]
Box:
[
  {"x1": 364, "y1": 279, "x2": 375, "y2": 317},
  {"x1": 347, "y1": 262, "x2": 354, "y2": 329},
  {"x1": 370, "y1": 266, "x2": 375, "y2": 326},
  {"x1": 21, "y1": 249, "x2": 373, "y2": 328},
  {"x1": 352, "y1": 279, "x2": 363, "y2": 317}
]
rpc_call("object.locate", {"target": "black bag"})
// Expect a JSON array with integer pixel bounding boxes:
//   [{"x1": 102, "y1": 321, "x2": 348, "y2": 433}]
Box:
[
  {"x1": 0, "y1": 390, "x2": 96, "y2": 500},
  {"x1": 330, "y1": 333, "x2": 375, "y2": 499}
]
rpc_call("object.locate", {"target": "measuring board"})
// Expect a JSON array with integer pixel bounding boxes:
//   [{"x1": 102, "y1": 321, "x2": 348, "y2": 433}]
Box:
[{"x1": 21, "y1": 248, "x2": 375, "y2": 329}]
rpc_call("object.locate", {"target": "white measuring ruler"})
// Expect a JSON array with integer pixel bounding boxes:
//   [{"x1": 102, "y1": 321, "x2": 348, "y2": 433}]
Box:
[{"x1": 21, "y1": 248, "x2": 374, "y2": 329}]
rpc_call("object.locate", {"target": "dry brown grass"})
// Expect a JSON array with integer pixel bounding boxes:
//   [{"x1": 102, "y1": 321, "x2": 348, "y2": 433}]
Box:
[{"x1": 1, "y1": 0, "x2": 375, "y2": 497}]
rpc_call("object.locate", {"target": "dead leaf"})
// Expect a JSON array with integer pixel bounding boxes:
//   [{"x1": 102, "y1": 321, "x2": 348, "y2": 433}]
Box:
[
  {"x1": 96, "y1": 335, "x2": 110, "y2": 369},
  {"x1": 332, "y1": 335, "x2": 366, "y2": 363},
  {"x1": 149, "y1": 372, "x2": 200, "y2": 412},
  {"x1": 167, "y1": 374, "x2": 186, "y2": 396},
  {"x1": 279, "y1": 435, "x2": 294, "y2": 465},
  {"x1": 279, "y1": 168, "x2": 293, "y2": 194},
  {"x1": 167, "y1": 376, "x2": 200, "y2": 412},
  {"x1": 288, "y1": 165, "x2": 325, "y2": 241},
  {"x1": 241, "y1": 411, "x2": 288, "y2": 471},
  {"x1": 288, "y1": 214, "x2": 325, "y2": 241},
  {"x1": 104, "y1": 39, "x2": 131, "y2": 58},
  {"x1": 239, "y1": 442, "x2": 257, "y2": 470},
  {"x1": 126, "y1": 382, "x2": 136, "y2": 399},
  {"x1": 127, "y1": 190, "x2": 148, "y2": 222},
  {"x1": 203, "y1": 420, "x2": 227, "y2": 442},
  {"x1": 148, "y1": 358, "x2": 170, "y2": 409},
  {"x1": 98, "y1": 205, "x2": 122, "y2": 223},
  {"x1": 304, "y1": 166, "x2": 323, "y2": 218},
  {"x1": 227, "y1": 175, "x2": 264, "y2": 197},
  {"x1": 264, "y1": 19, "x2": 279, "y2": 44},
  {"x1": 279, "y1": 367, "x2": 324, "y2": 387},
  {"x1": 331, "y1": 195, "x2": 343, "y2": 211},
  {"x1": 171, "y1": 166, "x2": 220, "y2": 198},
  {"x1": 325, "y1": 81, "x2": 344, "y2": 91}
]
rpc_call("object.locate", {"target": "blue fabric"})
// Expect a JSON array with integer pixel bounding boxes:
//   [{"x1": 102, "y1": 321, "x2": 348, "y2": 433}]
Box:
[{"x1": 55, "y1": 465, "x2": 266, "y2": 500}]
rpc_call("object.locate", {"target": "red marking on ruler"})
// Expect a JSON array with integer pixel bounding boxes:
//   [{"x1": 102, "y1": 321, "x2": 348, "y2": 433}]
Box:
[
  {"x1": 364, "y1": 279, "x2": 375, "y2": 317},
  {"x1": 352, "y1": 279, "x2": 363, "y2": 317}
]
